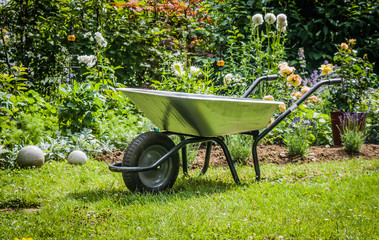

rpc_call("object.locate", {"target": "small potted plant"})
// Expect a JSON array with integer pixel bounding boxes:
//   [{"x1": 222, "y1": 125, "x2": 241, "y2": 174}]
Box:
[{"x1": 326, "y1": 39, "x2": 376, "y2": 145}]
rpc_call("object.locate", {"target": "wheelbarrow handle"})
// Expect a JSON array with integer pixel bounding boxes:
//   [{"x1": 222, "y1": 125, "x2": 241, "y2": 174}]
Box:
[
  {"x1": 254, "y1": 77, "x2": 343, "y2": 141},
  {"x1": 328, "y1": 78, "x2": 343, "y2": 85},
  {"x1": 242, "y1": 74, "x2": 279, "y2": 98},
  {"x1": 251, "y1": 77, "x2": 342, "y2": 181}
]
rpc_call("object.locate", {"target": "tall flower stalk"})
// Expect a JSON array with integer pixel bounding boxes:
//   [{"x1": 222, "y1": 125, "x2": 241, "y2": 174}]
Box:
[
  {"x1": 77, "y1": 31, "x2": 121, "y2": 87},
  {"x1": 225, "y1": 12, "x2": 288, "y2": 98}
]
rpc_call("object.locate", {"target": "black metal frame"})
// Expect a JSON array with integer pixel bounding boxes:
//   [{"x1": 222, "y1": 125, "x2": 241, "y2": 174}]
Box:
[{"x1": 109, "y1": 75, "x2": 342, "y2": 183}]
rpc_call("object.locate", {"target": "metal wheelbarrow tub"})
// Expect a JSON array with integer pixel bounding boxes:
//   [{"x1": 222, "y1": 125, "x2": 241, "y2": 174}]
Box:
[
  {"x1": 117, "y1": 88, "x2": 284, "y2": 137},
  {"x1": 109, "y1": 75, "x2": 342, "y2": 193}
]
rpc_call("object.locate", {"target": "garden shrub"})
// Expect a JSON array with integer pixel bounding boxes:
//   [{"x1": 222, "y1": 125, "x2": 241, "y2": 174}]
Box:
[
  {"x1": 284, "y1": 116, "x2": 313, "y2": 158},
  {"x1": 58, "y1": 81, "x2": 107, "y2": 133},
  {"x1": 1, "y1": 113, "x2": 49, "y2": 147},
  {"x1": 276, "y1": 0, "x2": 379, "y2": 73},
  {"x1": 97, "y1": 113, "x2": 154, "y2": 150}
]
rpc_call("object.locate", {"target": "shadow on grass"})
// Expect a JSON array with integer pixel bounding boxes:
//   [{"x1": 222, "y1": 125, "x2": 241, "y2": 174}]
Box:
[{"x1": 65, "y1": 177, "x2": 248, "y2": 206}]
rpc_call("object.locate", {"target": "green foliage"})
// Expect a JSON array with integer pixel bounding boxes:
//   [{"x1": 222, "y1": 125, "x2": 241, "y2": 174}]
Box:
[
  {"x1": 97, "y1": 113, "x2": 154, "y2": 150},
  {"x1": 0, "y1": 65, "x2": 27, "y2": 93},
  {"x1": 341, "y1": 130, "x2": 364, "y2": 154},
  {"x1": 278, "y1": 0, "x2": 379, "y2": 73},
  {"x1": 152, "y1": 61, "x2": 220, "y2": 94},
  {"x1": 1, "y1": 113, "x2": 47, "y2": 147},
  {"x1": 326, "y1": 41, "x2": 377, "y2": 112},
  {"x1": 0, "y1": 89, "x2": 58, "y2": 148},
  {"x1": 267, "y1": 107, "x2": 332, "y2": 146},
  {"x1": 339, "y1": 113, "x2": 366, "y2": 153},
  {"x1": 0, "y1": 0, "x2": 63, "y2": 92},
  {"x1": 225, "y1": 134, "x2": 252, "y2": 164},
  {"x1": 58, "y1": 81, "x2": 107, "y2": 133},
  {"x1": 284, "y1": 116, "x2": 313, "y2": 157},
  {"x1": 225, "y1": 14, "x2": 286, "y2": 92},
  {"x1": 365, "y1": 89, "x2": 379, "y2": 144}
]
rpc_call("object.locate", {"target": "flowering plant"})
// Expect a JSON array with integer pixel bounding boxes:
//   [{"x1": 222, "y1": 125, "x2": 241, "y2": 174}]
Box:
[
  {"x1": 224, "y1": 12, "x2": 287, "y2": 97},
  {"x1": 327, "y1": 39, "x2": 376, "y2": 112},
  {"x1": 274, "y1": 60, "x2": 322, "y2": 108},
  {"x1": 152, "y1": 61, "x2": 220, "y2": 94},
  {"x1": 77, "y1": 32, "x2": 121, "y2": 86}
]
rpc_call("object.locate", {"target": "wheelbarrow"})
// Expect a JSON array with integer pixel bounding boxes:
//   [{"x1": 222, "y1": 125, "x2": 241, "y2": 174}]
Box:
[{"x1": 109, "y1": 75, "x2": 342, "y2": 192}]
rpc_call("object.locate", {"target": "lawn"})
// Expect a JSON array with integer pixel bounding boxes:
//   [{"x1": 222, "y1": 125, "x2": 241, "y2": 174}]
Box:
[{"x1": 0, "y1": 158, "x2": 378, "y2": 239}]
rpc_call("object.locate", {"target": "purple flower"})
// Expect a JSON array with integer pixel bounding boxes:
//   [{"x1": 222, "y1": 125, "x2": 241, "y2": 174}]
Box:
[
  {"x1": 70, "y1": 73, "x2": 74, "y2": 78},
  {"x1": 303, "y1": 78, "x2": 309, "y2": 86},
  {"x1": 310, "y1": 70, "x2": 319, "y2": 85},
  {"x1": 298, "y1": 48, "x2": 305, "y2": 60},
  {"x1": 66, "y1": 78, "x2": 70, "y2": 82}
]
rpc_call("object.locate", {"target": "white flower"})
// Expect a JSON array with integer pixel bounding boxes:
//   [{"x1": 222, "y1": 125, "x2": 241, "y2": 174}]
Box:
[
  {"x1": 277, "y1": 14, "x2": 287, "y2": 25},
  {"x1": 234, "y1": 74, "x2": 242, "y2": 83},
  {"x1": 172, "y1": 62, "x2": 183, "y2": 78},
  {"x1": 84, "y1": 32, "x2": 91, "y2": 38},
  {"x1": 277, "y1": 25, "x2": 287, "y2": 32},
  {"x1": 94, "y1": 32, "x2": 108, "y2": 48},
  {"x1": 276, "y1": 14, "x2": 288, "y2": 31},
  {"x1": 189, "y1": 66, "x2": 201, "y2": 75},
  {"x1": 223, "y1": 73, "x2": 233, "y2": 85},
  {"x1": 264, "y1": 13, "x2": 276, "y2": 25},
  {"x1": 252, "y1": 14, "x2": 263, "y2": 27},
  {"x1": 78, "y1": 55, "x2": 97, "y2": 68}
]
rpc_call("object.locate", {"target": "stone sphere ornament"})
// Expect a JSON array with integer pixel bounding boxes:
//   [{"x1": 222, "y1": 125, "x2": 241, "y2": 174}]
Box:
[
  {"x1": 16, "y1": 145, "x2": 45, "y2": 167},
  {"x1": 67, "y1": 150, "x2": 87, "y2": 165}
]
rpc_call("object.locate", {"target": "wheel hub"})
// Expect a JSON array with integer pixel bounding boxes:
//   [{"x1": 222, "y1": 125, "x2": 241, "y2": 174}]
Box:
[{"x1": 138, "y1": 145, "x2": 172, "y2": 188}]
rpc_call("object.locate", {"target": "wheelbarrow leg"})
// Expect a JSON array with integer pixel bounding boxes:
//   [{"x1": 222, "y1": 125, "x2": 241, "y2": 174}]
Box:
[
  {"x1": 200, "y1": 141, "x2": 212, "y2": 176},
  {"x1": 212, "y1": 138, "x2": 240, "y2": 184},
  {"x1": 252, "y1": 140, "x2": 261, "y2": 181},
  {"x1": 180, "y1": 136, "x2": 189, "y2": 177}
]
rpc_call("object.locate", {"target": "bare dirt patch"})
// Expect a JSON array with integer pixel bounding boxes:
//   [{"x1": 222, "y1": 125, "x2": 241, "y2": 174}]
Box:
[
  {"x1": 0, "y1": 208, "x2": 39, "y2": 213},
  {"x1": 95, "y1": 144, "x2": 379, "y2": 167}
]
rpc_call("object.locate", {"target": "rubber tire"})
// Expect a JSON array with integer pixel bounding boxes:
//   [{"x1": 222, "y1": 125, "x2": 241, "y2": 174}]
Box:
[{"x1": 122, "y1": 131, "x2": 179, "y2": 193}]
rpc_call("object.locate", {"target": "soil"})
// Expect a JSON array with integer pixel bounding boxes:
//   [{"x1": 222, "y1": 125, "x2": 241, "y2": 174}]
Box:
[{"x1": 95, "y1": 144, "x2": 379, "y2": 168}]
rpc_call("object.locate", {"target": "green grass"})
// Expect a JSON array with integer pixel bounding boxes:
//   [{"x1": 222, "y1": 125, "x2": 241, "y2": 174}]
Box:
[{"x1": 0, "y1": 158, "x2": 378, "y2": 239}]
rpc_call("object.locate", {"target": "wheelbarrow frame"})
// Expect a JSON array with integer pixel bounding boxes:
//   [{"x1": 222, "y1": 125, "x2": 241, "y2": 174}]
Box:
[{"x1": 109, "y1": 75, "x2": 342, "y2": 189}]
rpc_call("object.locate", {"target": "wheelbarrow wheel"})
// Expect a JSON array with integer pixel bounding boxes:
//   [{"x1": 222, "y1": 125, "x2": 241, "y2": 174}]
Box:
[{"x1": 122, "y1": 131, "x2": 179, "y2": 193}]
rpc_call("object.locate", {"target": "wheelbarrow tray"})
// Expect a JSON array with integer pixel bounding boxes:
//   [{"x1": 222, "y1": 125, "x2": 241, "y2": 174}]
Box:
[{"x1": 117, "y1": 88, "x2": 283, "y2": 137}]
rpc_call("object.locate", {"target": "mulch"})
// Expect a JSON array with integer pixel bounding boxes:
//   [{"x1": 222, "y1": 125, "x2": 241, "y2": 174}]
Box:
[{"x1": 95, "y1": 144, "x2": 379, "y2": 168}]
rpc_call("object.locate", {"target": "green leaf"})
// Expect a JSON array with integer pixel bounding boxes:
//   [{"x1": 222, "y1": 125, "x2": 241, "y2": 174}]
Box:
[
  {"x1": 67, "y1": 102, "x2": 77, "y2": 108},
  {"x1": 83, "y1": 112, "x2": 93, "y2": 126}
]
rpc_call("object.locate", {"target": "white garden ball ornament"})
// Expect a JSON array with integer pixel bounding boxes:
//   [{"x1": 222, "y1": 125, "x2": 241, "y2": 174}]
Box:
[
  {"x1": 16, "y1": 145, "x2": 45, "y2": 167},
  {"x1": 67, "y1": 150, "x2": 87, "y2": 165}
]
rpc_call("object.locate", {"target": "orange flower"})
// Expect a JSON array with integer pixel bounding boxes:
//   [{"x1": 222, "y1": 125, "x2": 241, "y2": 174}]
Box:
[
  {"x1": 348, "y1": 39, "x2": 356, "y2": 45},
  {"x1": 292, "y1": 92, "x2": 302, "y2": 98},
  {"x1": 279, "y1": 66, "x2": 295, "y2": 78},
  {"x1": 341, "y1": 43, "x2": 348, "y2": 50},
  {"x1": 301, "y1": 86, "x2": 310, "y2": 94},
  {"x1": 263, "y1": 95, "x2": 275, "y2": 101},
  {"x1": 310, "y1": 95, "x2": 321, "y2": 103},
  {"x1": 287, "y1": 74, "x2": 302, "y2": 87},
  {"x1": 279, "y1": 104, "x2": 286, "y2": 113},
  {"x1": 278, "y1": 62, "x2": 288, "y2": 69}
]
